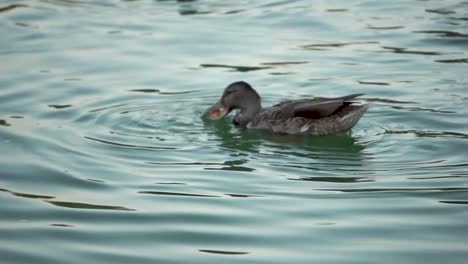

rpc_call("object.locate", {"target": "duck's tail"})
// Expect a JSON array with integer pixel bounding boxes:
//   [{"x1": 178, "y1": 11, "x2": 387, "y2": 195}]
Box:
[{"x1": 339, "y1": 104, "x2": 369, "y2": 124}]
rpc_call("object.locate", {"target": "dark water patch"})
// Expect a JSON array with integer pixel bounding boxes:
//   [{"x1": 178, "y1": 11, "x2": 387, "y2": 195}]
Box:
[
  {"x1": 276, "y1": 159, "x2": 467, "y2": 173},
  {"x1": 139, "y1": 191, "x2": 219, "y2": 198},
  {"x1": 146, "y1": 161, "x2": 223, "y2": 166},
  {"x1": 364, "y1": 98, "x2": 416, "y2": 105},
  {"x1": 439, "y1": 200, "x2": 468, "y2": 205},
  {"x1": 199, "y1": 249, "x2": 249, "y2": 255},
  {"x1": 110, "y1": 130, "x2": 157, "y2": 140},
  {"x1": 326, "y1": 9, "x2": 348, "y2": 12},
  {"x1": 156, "y1": 182, "x2": 187, "y2": 185},
  {"x1": 425, "y1": 9, "x2": 456, "y2": 15},
  {"x1": 129, "y1": 89, "x2": 160, "y2": 93},
  {"x1": 300, "y1": 47, "x2": 327, "y2": 51},
  {"x1": 0, "y1": 120, "x2": 11, "y2": 126},
  {"x1": 318, "y1": 187, "x2": 468, "y2": 193},
  {"x1": 147, "y1": 160, "x2": 252, "y2": 171},
  {"x1": 205, "y1": 166, "x2": 255, "y2": 172},
  {"x1": 368, "y1": 25, "x2": 404, "y2": 30},
  {"x1": 384, "y1": 130, "x2": 468, "y2": 139},
  {"x1": 261, "y1": 61, "x2": 309, "y2": 66},
  {"x1": 87, "y1": 178, "x2": 106, "y2": 183},
  {"x1": 289, "y1": 176, "x2": 373, "y2": 183},
  {"x1": 159, "y1": 90, "x2": 201, "y2": 95},
  {"x1": 0, "y1": 187, "x2": 55, "y2": 200},
  {"x1": 10, "y1": 116, "x2": 24, "y2": 119},
  {"x1": 128, "y1": 89, "x2": 200, "y2": 95},
  {"x1": 224, "y1": 9, "x2": 246, "y2": 15},
  {"x1": 50, "y1": 224, "x2": 74, "y2": 227},
  {"x1": 445, "y1": 21, "x2": 461, "y2": 26},
  {"x1": 435, "y1": 58, "x2": 468, "y2": 63},
  {"x1": 389, "y1": 105, "x2": 455, "y2": 114},
  {"x1": 46, "y1": 201, "x2": 135, "y2": 211},
  {"x1": 301, "y1": 41, "x2": 379, "y2": 49},
  {"x1": 344, "y1": 160, "x2": 444, "y2": 169},
  {"x1": 200, "y1": 64, "x2": 272, "y2": 72},
  {"x1": 408, "y1": 175, "x2": 465, "y2": 180},
  {"x1": 358, "y1": 80, "x2": 390, "y2": 86},
  {"x1": 84, "y1": 136, "x2": 176, "y2": 150},
  {"x1": 0, "y1": 4, "x2": 27, "y2": 13},
  {"x1": 269, "y1": 72, "x2": 297, "y2": 75},
  {"x1": 64, "y1": 78, "x2": 81, "y2": 81},
  {"x1": 179, "y1": 10, "x2": 212, "y2": 16},
  {"x1": 270, "y1": 163, "x2": 355, "y2": 172},
  {"x1": 414, "y1": 30, "x2": 468, "y2": 38},
  {"x1": 119, "y1": 108, "x2": 154, "y2": 115},
  {"x1": 48, "y1": 104, "x2": 72, "y2": 109},
  {"x1": 449, "y1": 17, "x2": 468, "y2": 21},
  {"x1": 15, "y1": 22, "x2": 32, "y2": 28},
  {"x1": 225, "y1": 193, "x2": 262, "y2": 198},
  {"x1": 89, "y1": 103, "x2": 127, "y2": 113},
  {"x1": 381, "y1": 46, "x2": 444, "y2": 55}
]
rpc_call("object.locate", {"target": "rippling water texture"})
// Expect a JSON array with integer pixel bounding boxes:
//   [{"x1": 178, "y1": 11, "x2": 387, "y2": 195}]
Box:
[{"x1": 1, "y1": 0, "x2": 468, "y2": 263}]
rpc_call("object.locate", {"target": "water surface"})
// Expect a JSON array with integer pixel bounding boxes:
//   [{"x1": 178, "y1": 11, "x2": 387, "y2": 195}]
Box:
[{"x1": 1, "y1": 0, "x2": 468, "y2": 263}]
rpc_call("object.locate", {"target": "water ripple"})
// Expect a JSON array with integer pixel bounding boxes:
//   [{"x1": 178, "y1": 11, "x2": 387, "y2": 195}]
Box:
[
  {"x1": 383, "y1": 130, "x2": 468, "y2": 139},
  {"x1": 84, "y1": 136, "x2": 177, "y2": 150},
  {"x1": 435, "y1": 58, "x2": 468, "y2": 63},
  {"x1": 300, "y1": 41, "x2": 379, "y2": 49},
  {"x1": 46, "y1": 200, "x2": 135, "y2": 211},
  {"x1": 0, "y1": 187, "x2": 55, "y2": 200},
  {"x1": 139, "y1": 191, "x2": 219, "y2": 198},
  {"x1": 380, "y1": 46, "x2": 445, "y2": 56},
  {"x1": 0, "y1": 4, "x2": 27, "y2": 13},
  {"x1": 439, "y1": 200, "x2": 468, "y2": 205},
  {"x1": 318, "y1": 187, "x2": 468, "y2": 193},
  {"x1": 200, "y1": 64, "x2": 272, "y2": 72},
  {"x1": 199, "y1": 249, "x2": 249, "y2": 255},
  {"x1": 414, "y1": 30, "x2": 468, "y2": 38}
]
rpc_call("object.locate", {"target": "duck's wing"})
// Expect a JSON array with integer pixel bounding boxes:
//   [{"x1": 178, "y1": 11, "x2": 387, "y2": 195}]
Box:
[
  {"x1": 285, "y1": 94, "x2": 364, "y2": 119},
  {"x1": 250, "y1": 94, "x2": 365, "y2": 129},
  {"x1": 249, "y1": 94, "x2": 367, "y2": 134}
]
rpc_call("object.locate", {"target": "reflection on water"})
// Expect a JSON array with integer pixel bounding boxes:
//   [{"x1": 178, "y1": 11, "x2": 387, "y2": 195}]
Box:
[{"x1": 1, "y1": 0, "x2": 468, "y2": 263}]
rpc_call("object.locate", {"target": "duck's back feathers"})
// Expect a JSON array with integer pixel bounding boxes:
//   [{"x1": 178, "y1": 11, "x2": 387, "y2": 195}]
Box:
[{"x1": 247, "y1": 94, "x2": 368, "y2": 135}]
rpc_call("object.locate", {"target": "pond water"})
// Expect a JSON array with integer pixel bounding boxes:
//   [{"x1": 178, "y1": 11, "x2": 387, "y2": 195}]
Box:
[{"x1": 1, "y1": 0, "x2": 468, "y2": 263}]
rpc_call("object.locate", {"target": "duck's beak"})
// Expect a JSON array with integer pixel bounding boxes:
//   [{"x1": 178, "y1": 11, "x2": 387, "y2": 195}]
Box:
[{"x1": 207, "y1": 102, "x2": 230, "y2": 120}]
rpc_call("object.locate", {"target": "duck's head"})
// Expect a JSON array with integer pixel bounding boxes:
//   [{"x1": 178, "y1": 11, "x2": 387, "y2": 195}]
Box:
[{"x1": 207, "y1": 81, "x2": 261, "y2": 122}]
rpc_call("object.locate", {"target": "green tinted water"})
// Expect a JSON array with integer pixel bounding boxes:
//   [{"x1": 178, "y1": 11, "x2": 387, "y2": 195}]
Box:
[{"x1": 1, "y1": 0, "x2": 468, "y2": 263}]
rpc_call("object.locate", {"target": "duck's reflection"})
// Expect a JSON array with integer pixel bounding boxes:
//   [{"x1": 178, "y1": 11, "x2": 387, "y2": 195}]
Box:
[{"x1": 203, "y1": 113, "x2": 367, "y2": 166}]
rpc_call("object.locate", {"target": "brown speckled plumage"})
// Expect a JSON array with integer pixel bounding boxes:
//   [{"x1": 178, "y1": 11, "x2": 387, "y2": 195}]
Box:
[{"x1": 208, "y1": 81, "x2": 368, "y2": 135}]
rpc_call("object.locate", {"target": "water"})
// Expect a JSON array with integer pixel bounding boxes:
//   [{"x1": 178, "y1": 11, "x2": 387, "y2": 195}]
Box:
[{"x1": 1, "y1": 0, "x2": 468, "y2": 263}]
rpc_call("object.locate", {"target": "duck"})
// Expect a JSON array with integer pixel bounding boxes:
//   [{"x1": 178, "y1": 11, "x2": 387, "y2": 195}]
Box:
[{"x1": 207, "y1": 81, "x2": 368, "y2": 135}]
